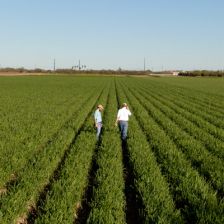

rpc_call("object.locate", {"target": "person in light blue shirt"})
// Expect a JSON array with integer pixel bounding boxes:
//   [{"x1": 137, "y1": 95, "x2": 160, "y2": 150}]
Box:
[{"x1": 94, "y1": 104, "x2": 104, "y2": 140}]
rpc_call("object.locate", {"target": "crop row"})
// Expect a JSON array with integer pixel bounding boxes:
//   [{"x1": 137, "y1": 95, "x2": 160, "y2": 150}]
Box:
[
  {"x1": 0, "y1": 88, "x2": 98, "y2": 190},
  {"x1": 132, "y1": 78, "x2": 224, "y2": 127},
  {"x1": 167, "y1": 87, "x2": 224, "y2": 118},
  {"x1": 136, "y1": 80, "x2": 224, "y2": 137},
  {"x1": 33, "y1": 82, "x2": 110, "y2": 223},
  {"x1": 144, "y1": 79, "x2": 224, "y2": 127},
  {"x1": 0, "y1": 85, "x2": 105, "y2": 223},
  {"x1": 125, "y1": 78, "x2": 224, "y2": 146},
  {"x1": 115, "y1": 80, "x2": 183, "y2": 223},
  {"x1": 147, "y1": 77, "x2": 224, "y2": 112},
  {"x1": 87, "y1": 81, "x2": 126, "y2": 224},
  {"x1": 136, "y1": 84, "x2": 224, "y2": 157},
  {"x1": 124, "y1": 81, "x2": 224, "y2": 197},
  {"x1": 0, "y1": 76, "x2": 223, "y2": 223},
  {"x1": 118, "y1": 79, "x2": 224, "y2": 223},
  {"x1": 0, "y1": 78, "x2": 107, "y2": 189},
  {"x1": 148, "y1": 82, "x2": 224, "y2": 130},
  {"x1": 131, "y1": 81, "x2": 224, "y2": 155}
]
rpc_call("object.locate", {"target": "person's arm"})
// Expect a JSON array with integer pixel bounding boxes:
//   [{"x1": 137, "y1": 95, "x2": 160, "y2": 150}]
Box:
[{"x1": 126, "y1": 106, "x2": 132, "y2": 116}]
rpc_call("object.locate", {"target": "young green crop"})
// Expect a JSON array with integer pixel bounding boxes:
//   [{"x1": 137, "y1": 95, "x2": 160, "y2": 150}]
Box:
[
  {"x1": 128, "y1": 83, "x2": 224, "y2": 195},
  {"x1": 115, "y1": 79, "x2": 183, "y2": 223},
  {"x1": 0, "y1": 76, "x2": 223, "y2": 223},
  {"x1": 0, "y1": 80, "x2": 106, "y2": 223},
  {"x1": 34, "y1": 81, "x2": 110, "y2": 224},
  {"x1": 87, "y1": 82, "x2": 126, "y2": 224},
  {"x1": 0, "y1": 77, "x2": 107, "y2": 189},
  {"x1": 119, "y1": 79, "x2": 223, "y2": 223},
  {"x1": 136, "y1": 83, "x2": 224, "y2": 140}
]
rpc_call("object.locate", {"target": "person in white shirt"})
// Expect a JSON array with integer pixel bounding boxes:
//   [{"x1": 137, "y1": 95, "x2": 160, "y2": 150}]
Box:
[{"x1": 115, "y1": 103, "x2": 132, "y2": 141}]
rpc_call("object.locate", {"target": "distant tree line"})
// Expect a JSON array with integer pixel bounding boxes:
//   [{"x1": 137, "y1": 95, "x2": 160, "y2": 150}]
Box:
[
  {"x1": 0, "y1": 67, "x2": 52, "y2": 73},
  {"x1": 55, "y1": 69, "x2": 152, "y2": 76},
  {"x1": 0, "y1": 67, "x2": 152, "y2": 76},
  {"x1": 1, "y1": 67, "x2": 223, "y2": 77},
  {"x1": 179, "y1": 70, "x2": 224, "y2": 77}
]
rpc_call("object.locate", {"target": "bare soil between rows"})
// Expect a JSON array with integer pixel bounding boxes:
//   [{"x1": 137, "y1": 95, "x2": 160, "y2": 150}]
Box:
[{"x1": 0, "y1": 72, "x2": 45, "y2": 76}]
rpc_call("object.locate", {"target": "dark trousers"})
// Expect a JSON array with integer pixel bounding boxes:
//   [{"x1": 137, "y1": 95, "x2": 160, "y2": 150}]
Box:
[
  {"x1": 96, "y1": 122, "x2": 102, "y2": 140},
  {"x1": 119, "y1": 121, "x2": 128, "y2": 140}
]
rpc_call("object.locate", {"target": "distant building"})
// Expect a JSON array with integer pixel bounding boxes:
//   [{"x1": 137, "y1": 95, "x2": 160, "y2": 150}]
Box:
[{"x1": 172, "y1": 71, "x2": 179, "y2": 76}]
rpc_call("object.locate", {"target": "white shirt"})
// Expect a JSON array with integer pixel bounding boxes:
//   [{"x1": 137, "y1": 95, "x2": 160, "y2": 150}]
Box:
[{"x1": 117, "y1": 107, "x2": 132, "y2": 121}]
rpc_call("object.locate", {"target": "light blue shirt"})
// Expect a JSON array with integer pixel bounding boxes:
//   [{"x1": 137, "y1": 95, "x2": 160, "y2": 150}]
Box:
[{"x1": 94, "y1": 109, "x2": 102, "y2": 123}]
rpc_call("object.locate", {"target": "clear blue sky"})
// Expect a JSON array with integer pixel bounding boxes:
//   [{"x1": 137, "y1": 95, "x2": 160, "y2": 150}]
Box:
[{"x1": 0, "y1": 0, "x2": 223, "y2": 71}]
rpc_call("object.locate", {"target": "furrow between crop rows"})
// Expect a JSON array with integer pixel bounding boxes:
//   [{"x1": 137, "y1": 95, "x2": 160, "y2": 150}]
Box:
[
  {"x1": 115, "y1": 79, "x2": 183, "y2": 223},
  {"x1": 114, "y1": 79, "x2": 142, "y2": 224},
  {"x1": 87, "y1": 81, "x2": 126, "y2": 224},
  {"x1": 74, "y1": 82, "x2": 111, "y2": 224},
  {"x1": 33, "y1": 83, "x2": 110, "y2": 224}
]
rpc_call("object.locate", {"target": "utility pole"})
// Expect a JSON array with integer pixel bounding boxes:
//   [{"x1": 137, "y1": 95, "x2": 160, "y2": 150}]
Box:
[
  {"x1": 144, "y1": 57, "x2": 146, "y2": 71},
  {"x1": 54, "y1": 59, "x2": 56, "y2": 71},
  {"x1": 78, "y1": 60, "x2": 81, "y2": 70}
]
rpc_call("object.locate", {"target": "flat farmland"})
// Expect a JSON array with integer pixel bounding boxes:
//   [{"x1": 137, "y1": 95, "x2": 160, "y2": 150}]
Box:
[{"x1": 0, "y1": 76, "x2": 223, "y2": 224}]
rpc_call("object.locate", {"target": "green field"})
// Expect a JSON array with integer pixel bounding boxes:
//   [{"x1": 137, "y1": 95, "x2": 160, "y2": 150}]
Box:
[{"x1": 0, "y1": 76, "x2": 224, "y2": 224}]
